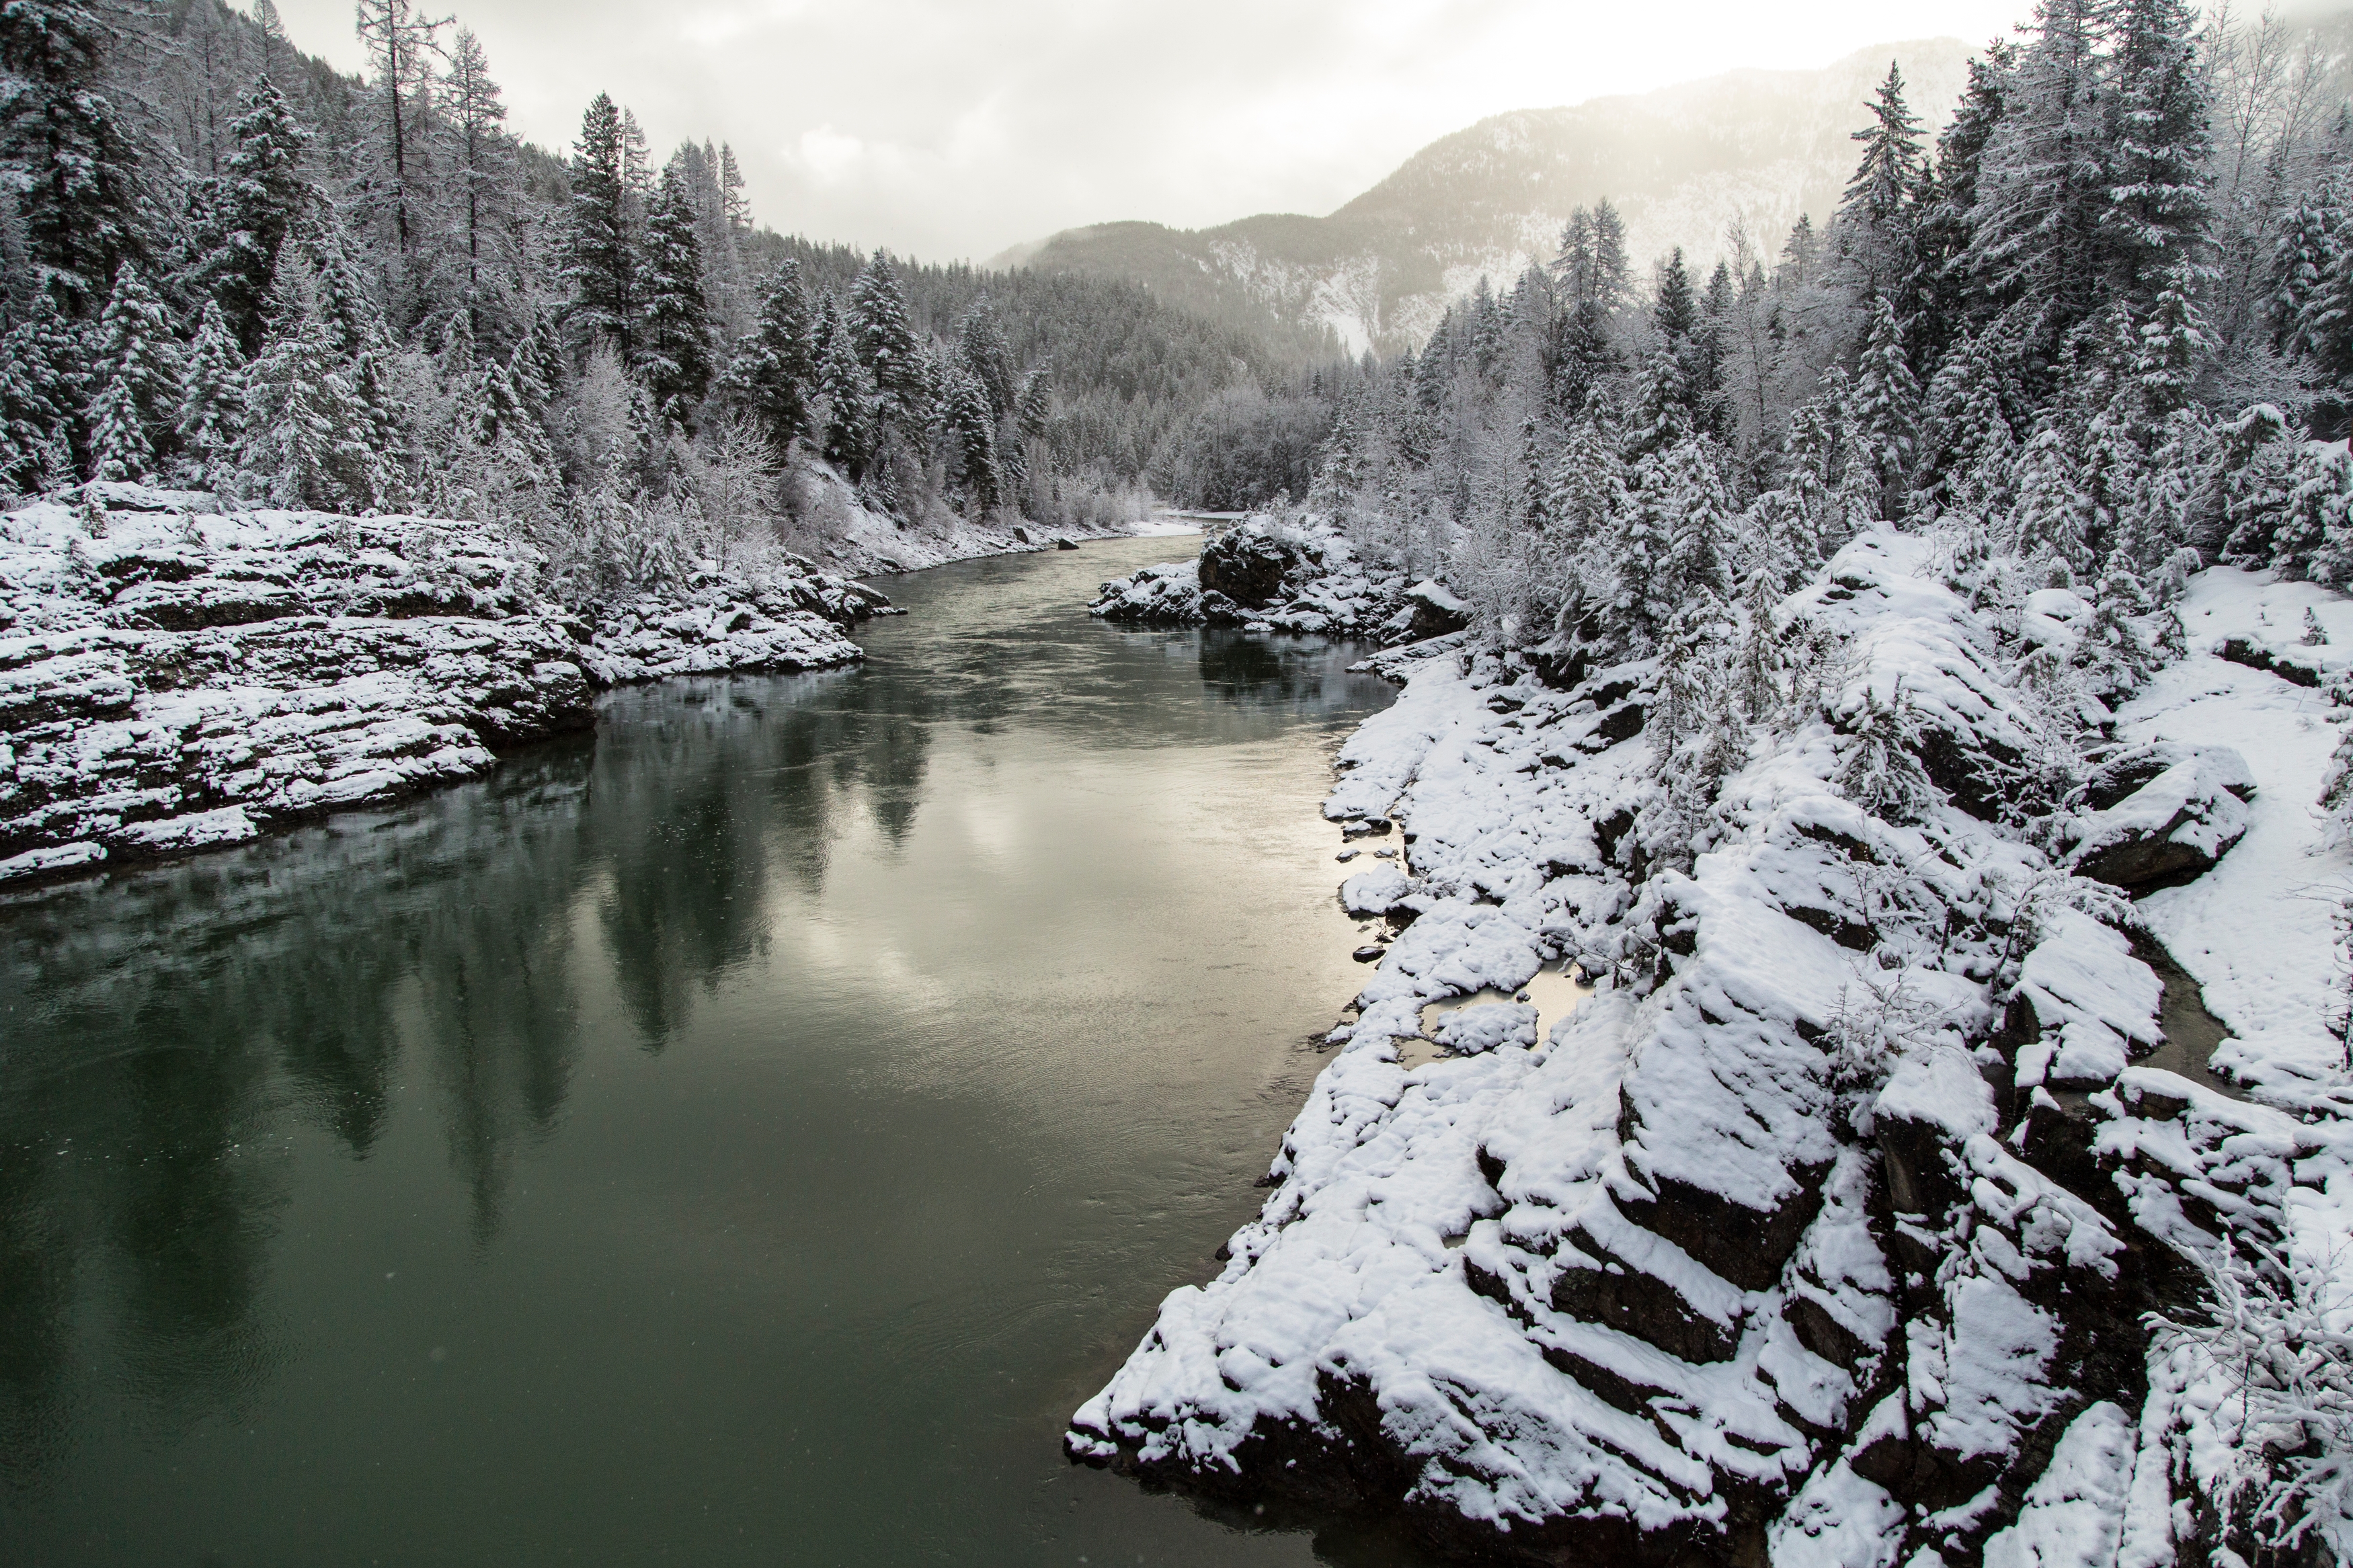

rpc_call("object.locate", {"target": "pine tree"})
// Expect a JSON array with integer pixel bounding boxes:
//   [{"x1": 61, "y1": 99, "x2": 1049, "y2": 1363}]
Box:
[
  {"x1": 1838, "y1": 679, "x2": 1937, "y2": 821},
  {"x1": 352, "y1": 0, "x2": 447, "y2": 267},
  {"x1": 1848, "y1": 294, "x2": 1921, "y2": 521},
  {"x1": 2102, "y1": 0, "x2": 2210, "y2": 311},
  {"x1": 239, "y1": 252, "x2": 389, "y2": 511},
  {"x1": 0, "y1": 0, "x2": 143, "y2": 316},
  {"x1": 941, "y1": 361, "x2": 999, "y2": 510},
  {"x1": 1917, "y1": 42, "x2": 2016, "y2": 352},
  {"x1": 1590, "y1": 199, "x2": 1632, "y2": 311},
  {"x1": 203, "y1": 75, "x2": 315, "y2": 356},
  {"x1": 2219, "y1": 402, "x2": 2296, "y2": 569},
  {"x1": 1965, "y1": 0, "x2": 2114, "y2": 358},
  {"x1": 957, "y1": 294, "x2": 1016, "y2": 421},
  {"x1": 1659, "y1": 437, "x2": 1736, "y2": 618},
  {"x1": 565, "y1": 93, "x2": 637, "y2": 362},
  {"x1": 1923, "y1": 327, "x2": 2018, "y2": 515},
  {"x1": 638, "y1": 155, "x2": 713, "y2": 427},
  {"x1": 1835, "y1": 61, "x2": 1929, "y2": 306},
  {"x1": 815, "y1": 300, "x2": 873, "y2": 480},
  {"x1": 87, "y1": 263, "x2": 183, "y2": 483},
  {"x1": 437, "y1": 28, "x2": 518, "y2": 349},
  {"x1": 178, "y1": 298, "x2": 247, "y2": 483},
  {"x1": 0, "y1": 293, "x2": 73, "y2": 491},
  {"x1": 723, "y1": 259, "x2": 816, "y2": 454},
  {"x1": 848, "y1": 251, "x2": 926, "y2": 429},
  {"x1": 2011, "y1": 417, "x2": 2093, "y2": 571}
]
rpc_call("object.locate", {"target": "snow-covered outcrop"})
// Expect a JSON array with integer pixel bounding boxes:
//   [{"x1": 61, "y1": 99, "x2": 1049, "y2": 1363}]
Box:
[
  {"x1": 1090, "y1": 516, "x2": 1410, "y2": 636},
  {"x1": 1071, "y1": 528, "x2": 2351, "y2": 1565},
  {"x1": 0, "y1": 485, "x2": 869, "y2": 884}
]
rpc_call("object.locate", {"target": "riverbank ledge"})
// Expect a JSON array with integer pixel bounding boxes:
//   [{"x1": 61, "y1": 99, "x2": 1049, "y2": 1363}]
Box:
[
  {"x1": 0, "y1": 484, "x2": 873, "y2": 885},
  {"x1": 1070, "y1": 524, "x2": 2353, "y2": 1567}
]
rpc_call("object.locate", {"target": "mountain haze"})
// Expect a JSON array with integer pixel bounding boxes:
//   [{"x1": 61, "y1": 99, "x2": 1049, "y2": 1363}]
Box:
[{"x1": 997, "y1": 39, "x2": 1976, "y2": 355}]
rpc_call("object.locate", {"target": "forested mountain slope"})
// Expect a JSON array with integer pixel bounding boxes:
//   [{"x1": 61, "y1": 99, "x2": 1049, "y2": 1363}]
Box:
[
  {"x1": 0, "y1": 0, "x2": 1348, "y2": 536},
  {"x1": 1000, "y1": 41, "x2": 1977, "y2": 356}
]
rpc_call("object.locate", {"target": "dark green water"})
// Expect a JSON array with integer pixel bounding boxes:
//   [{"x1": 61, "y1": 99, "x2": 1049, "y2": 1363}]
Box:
[{"x1": 0, "y1": 537, "x2": 1423, "y2": 1567}]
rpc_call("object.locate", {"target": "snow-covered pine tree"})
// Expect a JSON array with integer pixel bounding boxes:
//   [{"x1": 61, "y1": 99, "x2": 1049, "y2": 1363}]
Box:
[
  {"x1": 638, "y1": 155, "x2": 713, "y2": 428},
  {"x1": 436, "y1": 28, "x2": 518, "y2": 349},
  {"x1": 723, "y1": 259, "x2": 816, "y2": 455},
  {"x1": 352, "y1": 0, "x2": 447, "y2": 308},
  {"x1": 1964, "y1": 0, "x2": 2115, "y2": 368},
  {"x1": 2081, "y1": 546, "x2": 2159, "y2": 692},
  {"x1": 956, "y1": 294, "x2": 1016, "y2": 423},
  {"x1": 2219, "y1": 403, "x2": 2297, "y2": 569},
  {"x1": 565, "y1": 93, "x2": 637, "y2": 362},
  {"x1": 1923, "y1": 327, "x2": 2018, "y2": 516},
  {"x1": 178, "y1": 298, "x2": 247, "y2": 484},
  {"x1": 1838, "y1": 677, "x2": 1937, "y2": 821},
  {"x1": 1657, "y1": 436, "x2": 1736, "y2": 622},
  {"x1": 1833, "y1": 61, "x2": 1929, "y2": 309},
  {"x1": 0, "y1": 0, "x2": 143, "y2": 317},
  {"x1": 200, "y1": 75, "x2": 315, "y2": 356},
  {"x1": 86, "y1": 263, "x2": 183, "y2": 483},
  {"x1": 0, "y1": 294, "x2": 73, "y2": 491},
  {"x1": 2102, "y1": 0, "x2": 2210, "y2": 312},
  {"x1": 815, "y1": 300, "x2": 873, "y2": 481},
  {"x1": 1849, "y1": 293, "x2": 1922, "y2": 522},
  {"x1": 2010, "y1": 417, "x2": 2093, "y2": 574},
  {"x1": 942, "y1": 360, "x2": 999, "y2": 511},
  {"x1": 848, "y1": 251, "x2": 926, "y2": 433},
  {"x1": 1915, "y1": 42, "x2": 2016, "y2": 357},
  {"x1": 238, "y1": 252, "x2": 389, "y2": 511}
]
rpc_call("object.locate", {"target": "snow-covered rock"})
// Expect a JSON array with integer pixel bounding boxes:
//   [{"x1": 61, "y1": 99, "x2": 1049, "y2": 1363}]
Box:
[
  {"x1": 0, "y1": 487, "x2": 867, "y2": 883},
  {"x1": 1090, "y1": 515, "x2": 1410, "y2": 636},
  {"x1": 1070, "y1": 528, "x2": 2353, "y2": 1567},
  {"x1": 2063, "y1": 741, "x2": 2255, "y2": 890}
]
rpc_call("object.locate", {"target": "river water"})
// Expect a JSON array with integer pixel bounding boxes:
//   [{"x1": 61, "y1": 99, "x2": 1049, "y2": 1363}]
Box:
[{"x1": 0, "y1": 537, "x2": 1430, "y2": 1567}]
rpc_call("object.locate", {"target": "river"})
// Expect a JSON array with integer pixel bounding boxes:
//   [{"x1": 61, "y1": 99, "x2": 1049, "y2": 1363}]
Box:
[{"x1": 0, "y1": 536, "x2": 1432, "y2": 1567}]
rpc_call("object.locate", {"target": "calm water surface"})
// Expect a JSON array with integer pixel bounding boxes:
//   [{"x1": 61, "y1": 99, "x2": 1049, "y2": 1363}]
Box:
[{"x1": 0, "y1": 536, "x2": 1431, "y2": 1567}]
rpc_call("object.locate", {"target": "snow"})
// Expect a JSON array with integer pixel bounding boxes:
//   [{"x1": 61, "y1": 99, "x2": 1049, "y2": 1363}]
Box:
[
  {"x1": 2116, "y1": 567, "x2": 2353, "y2": 1110},
  {"x1": 0, "y1": 486, "x2": 869, "y2": 882},
  {"x1": 1072, "y1": 532, "x2": 2353, "y2": 1567}
]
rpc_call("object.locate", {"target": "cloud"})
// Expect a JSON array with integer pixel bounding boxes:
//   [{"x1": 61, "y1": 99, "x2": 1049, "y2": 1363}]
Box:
[{"x1": 272, "y1": 0, "x2": 2039, "y2": 261}]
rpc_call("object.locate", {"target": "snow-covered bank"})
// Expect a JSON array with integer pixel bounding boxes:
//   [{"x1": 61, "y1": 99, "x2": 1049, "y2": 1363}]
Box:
[
  {"x1": 1070, "y1": 528, "x2": 2353, "y2": 1567},
  {"x1": 0, "y1": 485, "x2": 872, "y2": 885},
  {"x1": 795, "y1": 464, "x2": 1131, "y2": 575}
]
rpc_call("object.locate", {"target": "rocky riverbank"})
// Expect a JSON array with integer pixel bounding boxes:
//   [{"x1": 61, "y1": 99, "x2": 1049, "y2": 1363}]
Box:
[
  {"x1": 1070, "y1": 524, "x2": 2353, "y2": 1566},
  {"x1": 0, "y1": 484, "x2": 884, "y2": 886}
]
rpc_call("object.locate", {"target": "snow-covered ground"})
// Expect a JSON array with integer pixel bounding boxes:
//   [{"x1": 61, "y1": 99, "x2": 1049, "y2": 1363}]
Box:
[
  {"x1": 0, "y1": 484, "x2": 871, "y2": 884},
  {"x1": 1071, "y1": 529, "x2": 2353, "y2": 1566}
]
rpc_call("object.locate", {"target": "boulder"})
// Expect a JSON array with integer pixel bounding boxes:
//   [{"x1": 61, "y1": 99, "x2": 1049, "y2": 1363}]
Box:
[
  {"x1": 1195, "y1": 530, "x2": 1299, "y2": 608},
  {"x1": 1403, "y1": 579, "x2": 1470, "y2": 639},
  {"x1": 2069, "y1": 742, "x2": 2255, "y2": 890}
]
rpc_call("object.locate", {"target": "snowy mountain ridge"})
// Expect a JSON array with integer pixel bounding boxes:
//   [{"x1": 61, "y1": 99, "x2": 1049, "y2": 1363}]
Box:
[{"x1": 1001, "y1": 39, "x2": 1976, "y2": 355}]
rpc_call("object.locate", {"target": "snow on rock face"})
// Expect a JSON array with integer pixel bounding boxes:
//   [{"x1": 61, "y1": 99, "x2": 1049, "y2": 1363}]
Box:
[
  {"x1": 2063, "y1": 742, "x2": 2254, "y2": 891},
  {"x1": 0, "y1": 488, "x2": 865, "y2": 883},
  {"x1": 1089, "y1": 515, "x2": 1409, "y2": 636},
  {"x1": 1072, "y1": 536, "x2": 2342, "y2": 1567}
]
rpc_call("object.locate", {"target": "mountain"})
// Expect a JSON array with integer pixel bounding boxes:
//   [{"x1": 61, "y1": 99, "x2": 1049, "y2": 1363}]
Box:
[{"x1": 995, "y1": 39, "x2": 1977, "y2": 356}]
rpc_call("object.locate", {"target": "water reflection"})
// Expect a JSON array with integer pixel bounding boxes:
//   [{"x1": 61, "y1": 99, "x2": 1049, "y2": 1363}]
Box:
[{"x1": 0, "y1": 538, "x2": 1408, "y2": 1565}]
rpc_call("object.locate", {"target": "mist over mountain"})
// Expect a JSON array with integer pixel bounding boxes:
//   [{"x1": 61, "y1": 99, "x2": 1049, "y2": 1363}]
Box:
[{"x1": 996, "y1": 40, "x2": 1976, "y2": 355}]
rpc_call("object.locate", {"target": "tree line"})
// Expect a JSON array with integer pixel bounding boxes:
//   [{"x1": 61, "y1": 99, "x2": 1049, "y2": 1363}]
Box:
[{"x1": 0, "y1": 0, "x2": 1341, "y2": 569}]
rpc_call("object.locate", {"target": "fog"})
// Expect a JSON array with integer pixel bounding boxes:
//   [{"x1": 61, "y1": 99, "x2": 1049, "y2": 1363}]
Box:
[{"x1": 275, "y1": 0, "x2": 2038, "y2": 261}]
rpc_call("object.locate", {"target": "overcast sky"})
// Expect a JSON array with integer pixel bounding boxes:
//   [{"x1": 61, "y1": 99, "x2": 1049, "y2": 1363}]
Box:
[{"x1": 275, "y1": 0, "x2": 2040, "y2": 263}]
